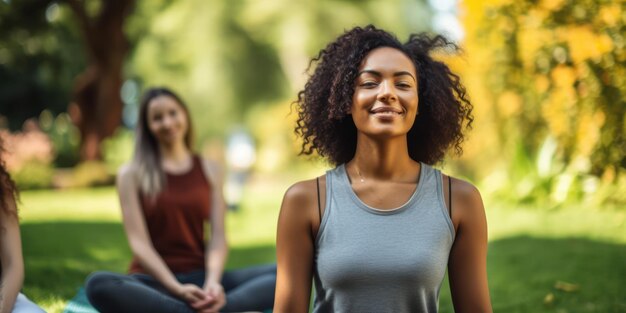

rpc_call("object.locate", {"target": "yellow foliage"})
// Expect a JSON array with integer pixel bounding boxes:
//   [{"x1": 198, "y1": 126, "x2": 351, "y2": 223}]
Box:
[
  {"x1": 550, "y1": 65, "x2": 576, "y2": 88},
  {"x1": 461, "y1": 0, "x2": 625, "y2": 205},
  {"x1": 460, "y1": 1, "x2": 506, "y2": 41},
  {"x1": 497, "y1": 91, "x2": 523, "y2": 117},
  {"x1": 575, "y1": 63, "x2": 591, "y2": 80},
  {"x1": 599, "y1": 4, "x2": 622, "y2": 27},
  {"x1": 575, "y1": 110, "x2": 605, "y2": 157},
  {"x1": 535, "y1": 75, "x2": 551, "y2": 93},
  {"x1": 523, "y1": 8, "x2": 549, "y2": 28},
  {"x1": 460, "y1": 119, "x2": 501, "y2": 162},
  {"x1": 542, "y1": 86, "x2": 576, "y2": 138},
  {"x1": 613, "y1": 66, "x2": 626, "y2": 90},
  {"x1": 539, "y1": 0, "x2": 565, "y2": 12},
  {"x1": 561, "y1": 26, "x2": 614, "y2": 64},
  {"x1": 602, "y1": 165, "x2": 616, "y2": 184},
  {"x1": 517, "y1": 27, "x2": 552, "y2": 70},
  {"x1": 596, "y1": 34, "x2": 615, "y2": 55},
  {"x1": 593, "y1": 110, "x2": 606, "y2": 127}
]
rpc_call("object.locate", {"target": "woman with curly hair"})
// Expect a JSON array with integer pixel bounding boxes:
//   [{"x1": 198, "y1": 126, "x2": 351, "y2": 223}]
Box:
[
  {"x1": 0, "y1": 141, "x2": 45, "y2": 313},
  {"x1": 275, "y1": 25, "x2": 492, "y2": 313}
]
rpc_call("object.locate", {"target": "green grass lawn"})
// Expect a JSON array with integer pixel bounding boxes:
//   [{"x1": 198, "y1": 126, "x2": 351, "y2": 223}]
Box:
[{"x1": 18, "y1": 178, "x2": 626, "y2": 313}]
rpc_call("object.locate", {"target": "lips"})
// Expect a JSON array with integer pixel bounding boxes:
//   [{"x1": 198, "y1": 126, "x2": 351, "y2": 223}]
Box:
[
  {"x1": 160, "y1": 128, "x2": 179, "y2": 138},
  {"x1": 369, "y1": 107, "x2": 404, "y2": 115}
]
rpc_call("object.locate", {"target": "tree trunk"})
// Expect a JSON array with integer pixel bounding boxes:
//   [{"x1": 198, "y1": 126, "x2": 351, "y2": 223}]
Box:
[{"x1": 65, "y1": 0, "x2": 134, "y2": 161}]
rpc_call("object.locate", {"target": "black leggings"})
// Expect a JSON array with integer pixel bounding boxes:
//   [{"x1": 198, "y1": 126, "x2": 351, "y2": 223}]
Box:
[{"x1": 85, "y1": 264, "x2": 276, "y2": 313}]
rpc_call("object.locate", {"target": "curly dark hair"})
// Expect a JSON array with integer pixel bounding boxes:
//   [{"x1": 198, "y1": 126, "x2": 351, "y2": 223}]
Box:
[
  {"x1": 295, "y1": 25, "x2": 473, "y2": 166},
  {"x1": 0, "y1": 137, "x2": 19, "y2": 217}
]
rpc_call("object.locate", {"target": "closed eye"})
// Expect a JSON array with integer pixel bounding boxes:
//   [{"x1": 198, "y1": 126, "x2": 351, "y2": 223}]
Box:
[{"x1": 360, "y1": 81, "x2": 378, "y2": 88}]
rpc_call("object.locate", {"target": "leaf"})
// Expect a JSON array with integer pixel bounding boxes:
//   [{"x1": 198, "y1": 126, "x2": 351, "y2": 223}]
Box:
[
  {"x1": 543, "y1": 292, "x2": 555, "y2": 305},
  {"x1": 554, "y1": 280, "x2": 580, "y2": 292}
]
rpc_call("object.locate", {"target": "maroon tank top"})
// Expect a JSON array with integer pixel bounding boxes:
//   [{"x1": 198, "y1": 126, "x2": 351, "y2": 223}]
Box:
[{"x1": 129, "y1": 155, "x2": 211, "y2": 274}]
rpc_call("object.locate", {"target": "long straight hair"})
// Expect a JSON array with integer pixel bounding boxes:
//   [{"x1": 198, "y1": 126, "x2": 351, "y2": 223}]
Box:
[{"x1": 133, "y1": 87, "x2": 194, "y2": 197}]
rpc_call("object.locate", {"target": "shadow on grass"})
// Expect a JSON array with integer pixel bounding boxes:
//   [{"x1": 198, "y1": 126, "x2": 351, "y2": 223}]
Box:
[
  {"x1": 20, "y1": 221, "x2": 275, "y2": 307},
  {"x1": 438, "y1": 236, "x2": 626, "y2": 313},
  {"x1": 21, "y1": 222, "x2": 131, "y2": 303}
]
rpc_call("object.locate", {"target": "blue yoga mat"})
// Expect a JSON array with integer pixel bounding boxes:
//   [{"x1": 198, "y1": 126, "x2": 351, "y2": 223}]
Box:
[{"x1": 62, "y1": 288, "x2": 98, "y2": 313}]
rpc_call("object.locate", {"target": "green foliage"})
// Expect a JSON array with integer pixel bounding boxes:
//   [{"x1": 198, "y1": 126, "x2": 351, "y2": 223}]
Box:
[
  {"x1": 38, "y1": 110, "x2": 81, "y2": 167},
  {"x1": 12, "y1": 159, "x2": 54, "y2": 190},
  {"x1": 102, "y1": 128, "x2": 134, "y2": 174},
  {"x1": 2, "y1": 0, "x2": 434, "y2": 166},
  {"x1": 127, "y1": 0, "x2": 432, "y2": 143},
  {"x1": 0, "y1": 1, "x2": 85, "y2": 130},
  {"x1": 70, "y1": 161, "x2": 113, "y2": 187}
]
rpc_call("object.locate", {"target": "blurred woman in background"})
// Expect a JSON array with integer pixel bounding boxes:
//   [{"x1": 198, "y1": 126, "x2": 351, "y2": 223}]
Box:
[
  {"x1": 85, "y1": 87, "x2": 275, "y2": 313},
  {"x1": 0, "y1": 142, "x2": 45, "y2": 313},
  {"x1": 275, "y1": 25, "x2": 492, "y2": 313}
]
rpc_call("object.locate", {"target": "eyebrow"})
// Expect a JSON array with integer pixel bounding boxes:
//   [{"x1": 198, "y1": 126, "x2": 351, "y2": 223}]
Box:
[{"x1": 357, "y1": 70, "x2": 417, "y2": 82}]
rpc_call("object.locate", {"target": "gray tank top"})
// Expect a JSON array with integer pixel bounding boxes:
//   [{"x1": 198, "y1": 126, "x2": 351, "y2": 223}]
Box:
[{"x1": 313, "y1": 163, "x2": 455, "y2": 313}]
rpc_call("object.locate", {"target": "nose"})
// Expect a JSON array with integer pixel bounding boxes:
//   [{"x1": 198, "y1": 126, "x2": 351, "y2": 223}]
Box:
[
  {"x1": 161, "y1": 115, "x2": 174, "y2": 129},
  {"x1": 377, "y1": 80, "x2": 397, "y2": 103}
]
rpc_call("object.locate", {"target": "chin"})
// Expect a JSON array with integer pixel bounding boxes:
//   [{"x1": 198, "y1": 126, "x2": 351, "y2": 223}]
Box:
[
  {"x1": 362, "y1": 127, "x2": 406, "y2": 138},
  {"x1": 157, "y1": 136, "x2": 183, "y2": 146}
]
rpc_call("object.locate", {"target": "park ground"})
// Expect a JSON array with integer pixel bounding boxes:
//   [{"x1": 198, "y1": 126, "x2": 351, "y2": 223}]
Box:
[{"x1": 18, "y1": 174, "x2": 626, "y2": 313}]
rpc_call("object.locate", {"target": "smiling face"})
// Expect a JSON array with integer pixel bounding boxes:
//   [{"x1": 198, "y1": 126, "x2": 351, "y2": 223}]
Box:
[
  {"x1": 146, "y1": 95, "x2": 189, "y2": 147},
  {"x1": 351, "y1": 47, "x2": 419, "y2": 138}
]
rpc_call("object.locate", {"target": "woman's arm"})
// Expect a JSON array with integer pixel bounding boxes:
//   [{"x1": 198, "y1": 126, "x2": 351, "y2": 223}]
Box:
[
  {"x1": 274, "y1": 180, "x2": 319, "y2": 313},
  {"x1": 0, "y1": 197, "x2": 24, "y2": 313},
  {"x1": 117, "y1": 165, "x2": 205, "y2": 303},
  {"x1": 447, "y1": 178, "x2": 492, "y2": 313},
  {"x1": 198, "y1": 159, "x2": 228, "y2": 312},
  {"x1": 200, "y1": 160, "x2": 228, "y2": 286}
]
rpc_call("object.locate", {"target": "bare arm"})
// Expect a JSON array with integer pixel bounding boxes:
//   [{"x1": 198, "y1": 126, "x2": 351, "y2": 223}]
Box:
[
  {"x1": 0, "y1": 197, "x2": 24, "y2": 313},
  {"x1": 200, "y1": 160, "x2": 228, "y2": 286},
  {"x1": 117, "y1": 165, "x2": 189, "y2": 298},
  {"x1": 274, "y1": 180, "x2": 320, "y2": 313},
  {"x1": 447, "y1": 178, "x2": 492, "y2": 313}
]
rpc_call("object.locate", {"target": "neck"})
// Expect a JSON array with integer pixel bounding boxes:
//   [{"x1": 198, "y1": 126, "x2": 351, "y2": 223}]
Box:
[
  {"x1": 348, "y1": 133, "x2": 419, "y2": 181},
  {"x1": 159, "y1": 141, "x2": 190, "y2": 161}
]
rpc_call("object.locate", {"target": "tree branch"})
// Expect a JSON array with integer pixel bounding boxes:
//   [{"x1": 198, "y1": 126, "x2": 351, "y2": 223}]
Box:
[
  {"x1": 61, "y1": 0, "x2": 97, "y2": 57},
  {"x1": 62, "y1": 0, "x2": 91, "y2": 33}
]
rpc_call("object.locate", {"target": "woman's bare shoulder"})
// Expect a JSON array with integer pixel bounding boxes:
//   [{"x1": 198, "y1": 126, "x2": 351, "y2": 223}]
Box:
[
  {"x1": 117, "y1": 163, "x2": 139, "y2": 188},
  {"x1": 450, "y1": 177, "x2": 481, "y2": 200},
  {"x1": 284, "y1": 178, "x2": 322, "y2": 204},
  {"x1": 198, "y1": 157, "x2": 223, "y2": 182},
  {"x1": 280, "y1": 177, "x2": 325, "y2": 220},
  {"x1": 448, "y1": 176, "x2": 485, "y2": 224}
]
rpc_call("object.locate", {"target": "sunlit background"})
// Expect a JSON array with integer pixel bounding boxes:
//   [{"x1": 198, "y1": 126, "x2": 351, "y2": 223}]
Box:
[{"x1": 1, "y1": 0, "x2": 624, "y2": 312}]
